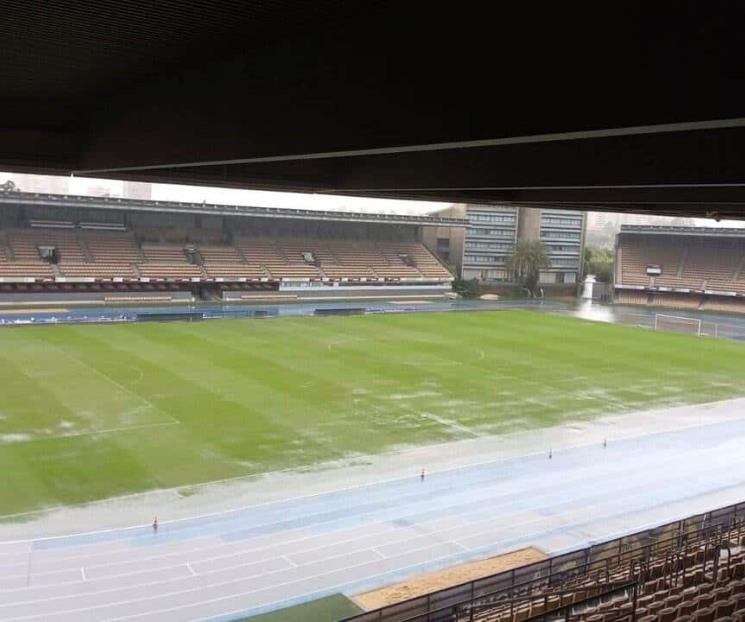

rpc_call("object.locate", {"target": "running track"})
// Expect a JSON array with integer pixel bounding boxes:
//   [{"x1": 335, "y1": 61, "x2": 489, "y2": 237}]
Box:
[{"x1": 3, "y1": 416, "x2": 745, "y2": 621}]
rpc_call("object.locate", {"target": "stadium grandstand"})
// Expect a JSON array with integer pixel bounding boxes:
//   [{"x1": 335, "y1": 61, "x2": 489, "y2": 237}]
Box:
[
  {"x1": 614, "y1": 226, "x2": 745, "y2": 314},
  {"x1": 0, "y1": 191, "x2": 460, "y2": 305}
]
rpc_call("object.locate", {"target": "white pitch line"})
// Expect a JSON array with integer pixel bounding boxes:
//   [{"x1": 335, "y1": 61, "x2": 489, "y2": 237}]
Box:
[
  {"x1": 43, "y1": 340, "x2": 180, "y2": 425},
  {"x1": 281, "y1": 556, "x2": 298, "y2": 568},
  {"x1": 80, "y1": 568, "x2": 86, "y2": 582},
  {"x1": 420, "y1": 413, "x2": 480, "y2": 437},
  {"x1": 129, "y1": 367, "x2": 144, "y2": 385},
  {"x1": 185, "y1": 562, "x2": 196, "y2": 577},
  {"x1": 0, "y1": 421, "x2": 181, "y2": 446}
]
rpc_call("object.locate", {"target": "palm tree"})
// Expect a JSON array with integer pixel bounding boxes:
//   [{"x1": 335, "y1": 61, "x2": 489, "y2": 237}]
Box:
[{"x1": 507, "y1": 240, "x2": 550, "y2": 296}]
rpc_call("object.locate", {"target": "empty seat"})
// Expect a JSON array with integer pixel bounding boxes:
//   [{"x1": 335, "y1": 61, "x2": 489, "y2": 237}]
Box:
[
  {"x1": 700, "y1": 595, "x2": 718, "y2": 609},
  {"x1": 715, "y1": 588, "x2": 734, "y2": 602},
  {"x1": 696, "y1": 607, "x2": 716, "y2": 622},
  {"x1": 733, "y1": 593, "x2": 745, "y2": 611},
  {"x1": 667, "y1": 594, "x2": 683, "y2": 608},
  {"x1": 715, "y1": 601, "x2": 736, "y2": 618},
  {"x1": 648, "y1": 601, "x2": 666, "y2": 615}
]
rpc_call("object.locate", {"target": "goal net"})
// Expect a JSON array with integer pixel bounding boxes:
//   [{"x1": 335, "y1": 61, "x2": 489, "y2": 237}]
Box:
[{"x1": 653, "y1": 313, "x2": 702, "y2": 336}]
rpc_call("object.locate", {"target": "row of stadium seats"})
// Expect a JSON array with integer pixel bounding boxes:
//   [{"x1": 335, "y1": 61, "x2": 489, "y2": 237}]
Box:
[
  {"x1": 348, "y1": 505, "x2": 745, "y2": 622},
  {"x1": 460, "y1": 528, "x2": 745, "y2": 622},
  {"x1": 0, "y1": 228, "x2": 452, "y2": 281}
]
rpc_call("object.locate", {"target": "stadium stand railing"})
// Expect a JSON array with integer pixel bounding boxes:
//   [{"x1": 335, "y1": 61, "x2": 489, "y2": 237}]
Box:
[{"x1": 341, "y1": 501, "x2": 745, "y2": 622}]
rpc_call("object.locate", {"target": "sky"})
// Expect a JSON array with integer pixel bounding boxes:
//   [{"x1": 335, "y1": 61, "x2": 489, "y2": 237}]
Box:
[
  {"x1": 2, "y1": 171, "x2": 744, "y2": 228},
  {"x1": 2, "y1": 172, "x2": 451, "y2": 216}
]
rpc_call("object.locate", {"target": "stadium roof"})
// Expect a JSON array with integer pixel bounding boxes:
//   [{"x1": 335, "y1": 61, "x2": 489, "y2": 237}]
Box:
[
  {"x1": 3, "y1": 3, "x2": 745, "y2": 218},
  {"x1": 0, "y1": 191, "x2": 467, "y2": 227},
  {"x1": 619, "y1": 225, "x2": 745, "y2": 239}
]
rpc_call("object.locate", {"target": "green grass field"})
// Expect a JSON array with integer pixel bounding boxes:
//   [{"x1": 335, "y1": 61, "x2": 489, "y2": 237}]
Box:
[
  {"x1": 2, "y1": 309, "x2": 745, "y2": 516},
  {"x1": 240, "y1": 594, "x2": 362, "y2": 622}
]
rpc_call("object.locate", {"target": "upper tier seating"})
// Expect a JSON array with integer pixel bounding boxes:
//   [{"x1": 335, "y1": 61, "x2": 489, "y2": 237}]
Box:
[{"x1": 0, "y1": 228, "x2": 452, "y2": 282}]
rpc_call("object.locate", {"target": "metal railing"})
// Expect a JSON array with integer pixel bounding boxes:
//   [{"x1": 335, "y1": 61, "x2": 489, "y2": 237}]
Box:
[{"x1": 340, "y1": 501, "x2": 745, "y2": 622}]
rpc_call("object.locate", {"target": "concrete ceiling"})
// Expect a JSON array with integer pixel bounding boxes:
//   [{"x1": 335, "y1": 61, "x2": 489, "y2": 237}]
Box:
[{"x1": 3, "y1": 2, "x2": 745, "y2": 218}]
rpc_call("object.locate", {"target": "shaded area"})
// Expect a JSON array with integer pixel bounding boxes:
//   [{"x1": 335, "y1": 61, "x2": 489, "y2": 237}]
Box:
[
  {"x1": 3, "y1": 4, "x2": 745, "y2": 215},
  {"x1": 240, "y1": 594, "x2": 362, "y2": 622}
]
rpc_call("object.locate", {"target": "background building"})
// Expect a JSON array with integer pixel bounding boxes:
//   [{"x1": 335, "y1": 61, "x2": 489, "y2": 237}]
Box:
[
  {"x1": 428, "y1": 205, "x2": 586, "y2": 286},
  {"x1": 518, "y1": 207, "x2": 586, "y2": 286}
]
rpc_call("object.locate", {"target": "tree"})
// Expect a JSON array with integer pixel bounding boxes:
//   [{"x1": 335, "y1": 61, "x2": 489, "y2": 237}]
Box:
[
  {"x1": 452, "y1": 278, "x2": 481, "y2": 298},
  {"x1": 583, "y1": 246, "x2": 614, "y2": 283},
  {"x1": 507, "y1": 240, "x2": 550, "y2": 296}
]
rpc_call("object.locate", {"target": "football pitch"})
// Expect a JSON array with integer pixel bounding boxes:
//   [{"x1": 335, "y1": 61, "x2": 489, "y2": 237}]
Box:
[{"x1": 2, "y1": 309, "x2": 745, "y2": 516}]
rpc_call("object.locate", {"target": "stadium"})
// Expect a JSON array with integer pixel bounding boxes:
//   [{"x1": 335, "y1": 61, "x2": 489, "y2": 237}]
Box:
[{"x1": 5, "y1": 3, "x2": 745, "y2": 622}]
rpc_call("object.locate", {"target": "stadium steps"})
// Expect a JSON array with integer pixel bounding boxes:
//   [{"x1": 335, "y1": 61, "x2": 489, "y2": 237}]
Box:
[
  {"x1": 77, "y1": 232, "x2": 94, "y2": 262},
  {"x1": 0, "y1": 231, "x2": 12, "y2": 261},
  {"x1": 733, "y1": 256, "x2": 745, "y2": 281},
  {"x1": 427, "y1": 245, "x2": 455, "y2": 278},
  {"x1": 234, "y1": 245, "x2": 249, "y2": 263},
  {"x1": 677, "y1": 247, "x2": 689, "y2": 278}
]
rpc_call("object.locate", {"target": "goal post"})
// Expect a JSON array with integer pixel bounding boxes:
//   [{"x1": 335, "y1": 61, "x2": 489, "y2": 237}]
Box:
[{"x1": 653, "y1": 313, "x2": 702, "y2": 336}]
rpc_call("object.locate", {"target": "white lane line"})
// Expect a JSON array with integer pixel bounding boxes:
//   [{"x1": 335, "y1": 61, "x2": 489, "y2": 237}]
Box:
[
  {"x1": 3, "y1": 435, "x2": 730, "y2": 587},
  {"x1": 3, "y1": 465, "x2": 740, "y2": 613},
  {"x1": 3, "y1": 539, "x2": 468, "y2": 621},
  {"x1": 281, "y1": 556, "x2": 298, "y2": 568},
  {"x1": 5, "y1": 444, "x2": 744, "y2": 620},
  {"x1": 80, "y1": 568, "x2": 86, "y2": 582},
  {"x1": 0, "y1": 443, "x2": 665, "y2": 577},
  {"x1": 59, "y1": 483, "x2": 745, "y2": 621},
  {"x1": 2, "y1": 490, "x2": 740, "y2": 615},
  {"x1": 47, "y1": 468, "x2": 733, "y2": 622},
  {"x1": 185, "y1": 563, "x2": 196, "y2": 577},
  {"x1": 0, "y1": 440, "x2": 732, "y2": 584},
  {"x1": 370, "y1": 548, "x2": 386, "y2": 560}
]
